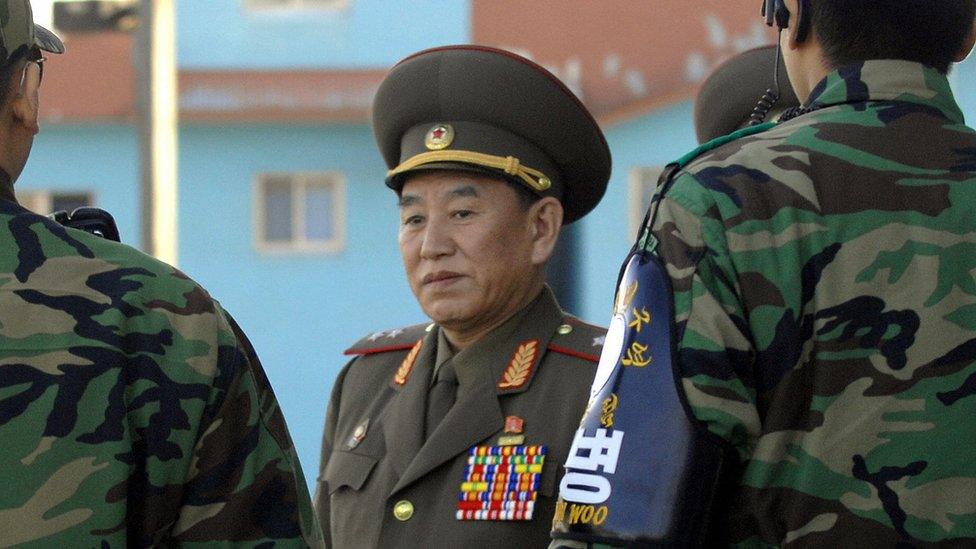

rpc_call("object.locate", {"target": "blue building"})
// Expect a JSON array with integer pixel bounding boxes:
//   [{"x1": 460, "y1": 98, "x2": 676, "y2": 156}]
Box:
[{"x1": 20, "y1": 0, "x2": 976, "y2": 488}]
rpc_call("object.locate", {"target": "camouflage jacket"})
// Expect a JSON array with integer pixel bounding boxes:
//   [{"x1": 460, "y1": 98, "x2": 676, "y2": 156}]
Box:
[
  {"x1": 0, "y1": 198, "x2": 324, "y2": 547},
  {"x1": 650, "y1": 61, "x2": 976, "y2": 546}
]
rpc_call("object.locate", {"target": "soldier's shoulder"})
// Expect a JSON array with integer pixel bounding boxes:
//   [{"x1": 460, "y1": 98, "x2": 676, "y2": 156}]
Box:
[
  {"x1": 546, "y1": 316, "x2": 606, "y2": 364},
  {"x1": 12, "y1": 210, "x2": 223, "y2": 328},
  {"x1": 661, "y1": 122, "x2": 799, "y2": 214},
  {"x1": 682, "y1": 121, "x2": 787, "y2": 173},
  {"x1": 82, "y1": 230, "x2": 224, "y2": 321},
  {"x1": 36, "y1": 213, "x2": 218, "y2": 303},
  {"x1": 344, "y1": 323, "x2": 431, "y2": 356}
]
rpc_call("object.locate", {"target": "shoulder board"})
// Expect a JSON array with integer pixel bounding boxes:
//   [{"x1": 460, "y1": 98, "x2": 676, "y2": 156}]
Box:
[
  {"x1": 344, "y1": 323, "x2": 432, "y2": 356},
  {"x1": 546, "y1": 316, "x2": 607, "y2": 364},
  {"x1": 674, "y1": 121, "x2": 776, "y2": 169}
]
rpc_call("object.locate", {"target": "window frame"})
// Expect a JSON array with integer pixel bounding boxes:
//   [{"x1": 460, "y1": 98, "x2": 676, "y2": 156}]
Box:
[
  {"x1": 253, "y1": 171, "x2": 347, "y2": 254},
  {"x1": 17, "y1": 189, "x2": 95, "y2": 216}
]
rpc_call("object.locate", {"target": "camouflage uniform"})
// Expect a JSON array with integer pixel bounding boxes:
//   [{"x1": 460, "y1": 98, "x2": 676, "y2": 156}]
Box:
[
  {"x1": 649, "y1": 60, "x2": 976, "y2": 546},
  {"x1": 0, "y1": 197, "x2": 324, "y2": 547}
]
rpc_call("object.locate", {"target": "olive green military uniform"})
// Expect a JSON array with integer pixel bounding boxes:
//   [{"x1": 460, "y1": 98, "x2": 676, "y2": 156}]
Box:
[
  {"x1": 317, "y1": 44, "x2": 612, "y2": 548},
  {"x1": 317, "y1": 287, "x2": 605, "y2": 548}
]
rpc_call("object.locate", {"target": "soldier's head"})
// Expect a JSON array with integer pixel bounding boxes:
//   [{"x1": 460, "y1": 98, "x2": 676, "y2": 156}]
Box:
[
  {"x1": 0, "y1": 0, "x2": 64, "y2": 185},
  {"x1": 373, "y1": 46, "x2": 611, "y2": 341},
  {"x1": 694, "y1": 45, "x2": 799, "y2": 143},
  {"x1": 0, "y1": 0, "x2": 63, "y2": 187},
  {"x1": 766, "y1": 0, "x2": 976, "y2": 100}
]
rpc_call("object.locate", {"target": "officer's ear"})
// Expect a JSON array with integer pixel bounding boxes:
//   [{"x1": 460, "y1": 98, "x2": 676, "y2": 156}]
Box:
[
  {"x1": 9, "y1": 61, "x2": 40, "y2": 136},
  {"x1": 527, "y1": 196, "x2": 563, "y2": 266},
  {"x1": 954, "y1": 22, "x2": 976, "y2": 63}
]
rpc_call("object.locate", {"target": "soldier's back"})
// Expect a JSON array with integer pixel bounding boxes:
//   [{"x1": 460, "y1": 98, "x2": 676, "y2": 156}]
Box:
[
  {"x1": 0, "y1": 200, "x2": 322, "y2": 547},
  {"x1": 660, "y1": 61, "x2": 976, "y2": 545}
]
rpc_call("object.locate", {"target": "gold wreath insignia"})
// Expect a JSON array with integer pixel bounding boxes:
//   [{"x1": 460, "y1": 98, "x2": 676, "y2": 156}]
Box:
[
  {"x1": 498, "y1": 340, "x2": 539, "y2": 390},
  {"x1": 394, "y1": 340, "x2": 423, "y2": 386}
]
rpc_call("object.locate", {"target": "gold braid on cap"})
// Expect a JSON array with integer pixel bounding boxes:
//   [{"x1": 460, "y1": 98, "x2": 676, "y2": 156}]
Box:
[{"x1": 388, "y1": 151, "x2": 553, "y2": 192}]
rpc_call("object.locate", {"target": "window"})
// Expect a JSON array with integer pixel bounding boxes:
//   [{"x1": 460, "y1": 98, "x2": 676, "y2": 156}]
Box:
[
  {"x1": 628, "y1": 167, "x2": 664, "y2": 238},
  {"x1": 255, "y1": 172, "x2": 345, "y2": 253},
  {"x1": 244, "y1": 0, "x2": 348, "y2": 12},
  {"x1": 18, "y1": 190, "x2": 94, "y2": 215}
]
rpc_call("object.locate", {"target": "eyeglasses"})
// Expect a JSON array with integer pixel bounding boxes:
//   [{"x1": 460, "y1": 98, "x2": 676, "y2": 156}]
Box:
[{"x1": 19, "y1": 50, "x2": 46, "y2": 90}]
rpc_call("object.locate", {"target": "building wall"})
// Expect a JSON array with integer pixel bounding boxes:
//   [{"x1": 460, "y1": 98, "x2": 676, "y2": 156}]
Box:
[
  {"x1": 173, "y1": 0, "x2": 475, "y2": 483},
  {"x1": 575, "y1": 102, "x2": 698, "y2": 324},
  {"x1": 951, "y1": 55, "x2": 976, "y2": 121},
  {"x1": 177, "y1": 0, "x2": 471, "y2": 69},
  {"x1": 177, "y1": 123, "x2": 424, "y2": 484},
  {"x1": 18, "y1": 124, "x2": 140, "y2": 242}
]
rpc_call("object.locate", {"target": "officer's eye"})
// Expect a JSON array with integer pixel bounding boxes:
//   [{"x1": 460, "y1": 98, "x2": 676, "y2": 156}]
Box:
[
  {"x1": 452, "y1": 210, "x2": 474, "y2": 220},
  {"x1": 402, "y1": 215, "x2": 424, "y2": 226}
]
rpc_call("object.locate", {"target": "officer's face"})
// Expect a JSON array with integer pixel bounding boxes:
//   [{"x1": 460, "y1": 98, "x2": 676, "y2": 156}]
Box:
[{"x1": 398, "y1": 171, "x2": 545, "y2": 337}]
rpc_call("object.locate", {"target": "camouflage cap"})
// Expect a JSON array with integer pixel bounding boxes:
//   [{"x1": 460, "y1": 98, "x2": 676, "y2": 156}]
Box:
[
  {"x1": 373, "y1": 45, "x2": 612, "y2": 224},
  {"x1": 693, "y1": 45, "x2": 798, "y2": 144},
  {"x1": 0, "y1": 0, "x2": 65, "y2": 66}
]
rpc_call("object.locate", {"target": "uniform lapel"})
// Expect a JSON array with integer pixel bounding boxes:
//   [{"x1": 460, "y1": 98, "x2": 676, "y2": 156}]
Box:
[
  {"x1": 395, "y1": 389, "x2": 503, "y2": 493},
  {"x1": 392, "y1": 332, "x2": 505, "y2": 495},
  {"x1": 390, "y1": 287, "x2": 566, "y2": 495},
  {"x1": 492, "y1": 287, "x2": 565, "y2": 397},
  {"x1": 382, "y1": 328, "x2": 437, "y2": 481}
]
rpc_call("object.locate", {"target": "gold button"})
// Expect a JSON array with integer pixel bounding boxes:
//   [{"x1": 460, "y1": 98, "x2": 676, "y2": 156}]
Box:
[
  {"x1": 538, "y1": 177, "x2": 552, "y2": 190},
  {"x1": 393, "y1": 500, "x2": 414, "y2": 521},
  {"x1": 557, "y1": 324, "x2": 573, "y2": 335}
]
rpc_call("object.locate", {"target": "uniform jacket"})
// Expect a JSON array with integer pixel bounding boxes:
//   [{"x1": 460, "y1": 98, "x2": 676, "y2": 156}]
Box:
[
  {"x1": 316, "y1": 288, "x2": 605, "y2": 548},
  {"x1": 649, "y1": 61, "x2": 976, "y2": 545},
  {"x1": 0, "y1": 198, "x2": 323, "y2": 547}
]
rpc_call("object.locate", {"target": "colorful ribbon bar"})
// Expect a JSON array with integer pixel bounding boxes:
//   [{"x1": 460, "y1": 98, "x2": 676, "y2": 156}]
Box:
[
  {"x1": 457, "y1": 444, "x2": 547, "y2": 522},
  {"x1": 456, "y1": 509, "x2": 534, "y2": 521}
]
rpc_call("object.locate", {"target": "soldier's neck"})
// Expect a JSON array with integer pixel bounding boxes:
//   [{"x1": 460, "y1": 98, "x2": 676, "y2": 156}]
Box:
[{"x1": 784, "y1": 37, "x2": 830, "y2": 104}]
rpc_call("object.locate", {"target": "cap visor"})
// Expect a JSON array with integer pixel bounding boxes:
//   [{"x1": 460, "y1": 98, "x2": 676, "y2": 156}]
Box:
[{"x1": 34, "y1": 24, "x2": 65, "y2": 54}]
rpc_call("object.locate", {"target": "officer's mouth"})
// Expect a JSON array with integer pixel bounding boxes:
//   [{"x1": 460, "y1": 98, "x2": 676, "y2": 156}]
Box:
[{"x1": 422, "y1": 271, "x2": 464, "y2": 288}]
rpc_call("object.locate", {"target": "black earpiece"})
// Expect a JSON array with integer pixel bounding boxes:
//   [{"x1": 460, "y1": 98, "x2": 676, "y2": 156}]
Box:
[
  {"x1": 793, "y1": 0, "x2": 811, "y2": 43},
  {"x1": 761, "y1": 0, "x2": 811, "y2": 43}
]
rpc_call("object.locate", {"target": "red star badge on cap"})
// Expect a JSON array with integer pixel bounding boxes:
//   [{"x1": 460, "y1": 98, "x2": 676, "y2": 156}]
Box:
[{"x1": 425, "y1": 123, "x2": 455, "y2": 150}]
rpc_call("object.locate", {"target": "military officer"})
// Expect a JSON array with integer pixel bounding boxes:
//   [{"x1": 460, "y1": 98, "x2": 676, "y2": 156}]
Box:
[
  {"x1": 693, "y1": 44, "x2": 799, "y2": 144},
  {"x1": 315, "y1": 45, "x2": 612, "y2": 548}
]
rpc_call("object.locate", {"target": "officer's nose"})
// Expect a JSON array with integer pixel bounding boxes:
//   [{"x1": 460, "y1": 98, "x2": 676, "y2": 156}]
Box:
[{"x1": 419, "y1": 215, "x2": 454, "y2": 260}]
